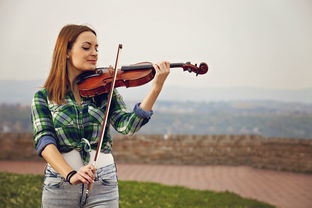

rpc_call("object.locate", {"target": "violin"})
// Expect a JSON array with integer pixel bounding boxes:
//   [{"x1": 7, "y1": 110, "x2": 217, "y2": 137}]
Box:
[{"x1": 76, "y1": 62, "x2": 209, "y2": 97}]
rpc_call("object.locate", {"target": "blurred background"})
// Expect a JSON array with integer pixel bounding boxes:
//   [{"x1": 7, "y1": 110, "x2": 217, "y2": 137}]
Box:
[
  {"x1": 0, "y1": 0, "x2": 312, "y2": 208},
  {"x1": 1, "y1": 0, "x2": 312, "y2": 137}
]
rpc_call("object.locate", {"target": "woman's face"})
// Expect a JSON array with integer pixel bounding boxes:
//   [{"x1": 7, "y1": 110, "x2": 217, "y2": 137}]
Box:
[{"x1": 68, "y1": 31, "x2": 98, "y2": 72}]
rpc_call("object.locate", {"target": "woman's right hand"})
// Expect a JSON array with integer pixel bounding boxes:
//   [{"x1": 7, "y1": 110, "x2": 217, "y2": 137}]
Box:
[{"x1": 70, "y1": 164, "x2": 96, "y2": 185}]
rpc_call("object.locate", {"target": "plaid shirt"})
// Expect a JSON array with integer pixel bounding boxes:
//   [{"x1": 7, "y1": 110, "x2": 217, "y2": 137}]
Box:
[{"x1": 31, "y1": 88, "x2": 152, "y2": 164}]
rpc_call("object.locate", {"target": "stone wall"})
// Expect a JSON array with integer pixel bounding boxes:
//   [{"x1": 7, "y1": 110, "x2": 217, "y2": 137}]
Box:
[
  {"x1": 112, "y1": 134, "x2": 312, "y2": 173},
  {"x1": 1, "y1": 133, "x2": 311, "y2": 173}
]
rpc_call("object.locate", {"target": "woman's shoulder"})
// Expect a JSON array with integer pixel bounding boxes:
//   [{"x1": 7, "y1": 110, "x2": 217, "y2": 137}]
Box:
[{"x1": 33, "y1": 88, "x2": 48, "y2": 100}]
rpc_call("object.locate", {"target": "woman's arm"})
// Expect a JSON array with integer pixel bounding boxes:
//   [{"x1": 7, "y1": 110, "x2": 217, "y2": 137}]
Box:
[
  {"x1": 140, "y1": 61, "x2": 170, "y2": 111},
  {"x1": 31, "y1": 90, "x2": 95, "y2": 184},
  {"x1": 41, "y1": 144, "x2": 95, "y2": 185},
  {"x1": 41, "y1": 144, "x2": 74, "y2": 178},
  {"x1": 108, "y1": 61, "x2": 170, "y2": 135}
]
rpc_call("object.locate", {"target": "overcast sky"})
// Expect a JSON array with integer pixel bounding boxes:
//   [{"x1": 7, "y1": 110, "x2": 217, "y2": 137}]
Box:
[{"x1": 1, "y1": 0, "x2": 311, "y2": 90}]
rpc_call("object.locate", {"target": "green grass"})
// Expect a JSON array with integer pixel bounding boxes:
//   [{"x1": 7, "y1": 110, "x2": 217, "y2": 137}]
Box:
[{"x1": 0, "y1": 172, "x2": 275, "y2": 208}]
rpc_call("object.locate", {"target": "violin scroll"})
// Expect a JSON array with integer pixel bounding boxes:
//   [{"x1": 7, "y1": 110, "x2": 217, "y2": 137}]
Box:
[{"x1": 182, "y1": 62, "x2": 208, "y2": 76}]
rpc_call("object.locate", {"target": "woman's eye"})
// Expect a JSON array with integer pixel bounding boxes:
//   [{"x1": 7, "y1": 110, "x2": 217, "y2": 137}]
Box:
[{"x1": 82, "y1": 47, "x2": 90, "y2": 51}]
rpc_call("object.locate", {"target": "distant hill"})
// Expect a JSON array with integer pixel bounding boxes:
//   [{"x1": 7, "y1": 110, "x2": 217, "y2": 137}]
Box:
[
  {"x1": 0, "y1": 80, "x2": 43, "y2": 104},
  {"x1": 139, "y1": 100, "x2": 312, "y2": 138},
  {"x1": 1, "y1": 80, "x2": 312, "y2": 104},
  {"x1": 1, "y1": 98, "x2": 312, "y2": 139},
  {"x1": 1, "y1": 80, "x2": 312, "y2": 138}
]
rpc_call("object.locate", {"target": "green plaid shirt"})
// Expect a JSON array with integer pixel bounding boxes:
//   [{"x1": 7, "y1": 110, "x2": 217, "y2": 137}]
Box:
[{"x1": 31, "y1": 88, "x2": 151, "y2": 164}]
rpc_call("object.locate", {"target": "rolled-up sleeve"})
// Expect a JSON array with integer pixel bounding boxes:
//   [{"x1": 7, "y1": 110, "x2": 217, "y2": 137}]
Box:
[
  {"x1": 109, "y1": 90, "x2": 153, "y2": 135},
  {"x1": 31, "y1": 89, "x2": 57, "y2": 156},
  {"x1": 133, "y1": 102, "x2": 153, "y2": 119}
]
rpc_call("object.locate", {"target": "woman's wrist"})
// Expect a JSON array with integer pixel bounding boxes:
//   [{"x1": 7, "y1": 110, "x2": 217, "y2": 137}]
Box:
[{"x1": 65, "y1": 170, "x2": 77, "y2": 184}]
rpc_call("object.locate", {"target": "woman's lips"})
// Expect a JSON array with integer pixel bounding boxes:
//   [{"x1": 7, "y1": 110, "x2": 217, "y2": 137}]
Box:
[{"x1": 88, "y1": 60, "x2": 97, "y2": 64}]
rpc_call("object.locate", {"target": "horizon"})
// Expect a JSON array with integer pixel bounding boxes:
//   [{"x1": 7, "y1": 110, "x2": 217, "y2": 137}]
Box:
[
  {"x1": 1, "y1": 78, "x2": 312, "y2": 90},
  {"x1": 1, "y1": 79, "x2": 312, "y2": 104}
]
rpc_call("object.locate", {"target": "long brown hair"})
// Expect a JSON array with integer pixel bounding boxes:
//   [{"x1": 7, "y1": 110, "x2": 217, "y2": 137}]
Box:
[{"x1": 44, "y1": 24, "x2": 96, "y2": 104}]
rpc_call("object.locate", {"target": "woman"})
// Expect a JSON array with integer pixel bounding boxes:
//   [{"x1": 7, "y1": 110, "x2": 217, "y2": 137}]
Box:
[{"x1": 31, "y1": 24, "x2": 170, "y2": 207}]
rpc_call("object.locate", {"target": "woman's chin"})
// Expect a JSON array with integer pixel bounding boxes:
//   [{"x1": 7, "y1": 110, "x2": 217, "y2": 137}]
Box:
[{"x1": 84, "y1": 66, "x2": 97, "y2": 71}]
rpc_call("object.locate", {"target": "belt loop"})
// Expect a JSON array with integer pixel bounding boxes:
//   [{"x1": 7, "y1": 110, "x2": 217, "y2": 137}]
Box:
[
  {"x1": 43, "y1": 163, "x2": 48, "y2": 174},
  {"x1": 114, "y1": 162, "x2": 118, "y2": 173},
  {"x1": 114, "y1": 162, "x2": 119, "y2": 182}
]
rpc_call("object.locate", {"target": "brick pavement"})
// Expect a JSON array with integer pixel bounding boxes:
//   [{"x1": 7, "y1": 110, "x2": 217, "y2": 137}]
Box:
[{"x1": 0, "y1": 161, "x2": 311, "y2": 208}]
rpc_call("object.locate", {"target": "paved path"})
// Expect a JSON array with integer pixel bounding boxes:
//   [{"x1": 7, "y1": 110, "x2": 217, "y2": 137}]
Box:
[{"x1": 1, "y1": 161, "x2": 312, "y2": 208}]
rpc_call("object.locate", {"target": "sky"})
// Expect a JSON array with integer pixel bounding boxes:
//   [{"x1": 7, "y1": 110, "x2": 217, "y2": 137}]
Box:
[{"x1": 0, "y1": 0, "x2": 311, "y2": 90}]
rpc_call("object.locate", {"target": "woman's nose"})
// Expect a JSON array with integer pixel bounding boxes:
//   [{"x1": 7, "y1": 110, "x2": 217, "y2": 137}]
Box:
[{"x1": 91, "y1": 48, "x2": 98, "y2": 56}]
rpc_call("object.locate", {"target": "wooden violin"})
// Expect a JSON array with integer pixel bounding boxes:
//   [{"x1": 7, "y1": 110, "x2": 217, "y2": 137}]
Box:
[{"x1": 76, "y1": 62, "x2": 209, "y2": 97}]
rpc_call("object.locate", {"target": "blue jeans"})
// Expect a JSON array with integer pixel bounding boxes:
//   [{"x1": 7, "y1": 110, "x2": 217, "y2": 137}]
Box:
[{"x1": 42, "y1": 163, "x2": 119, "y2": 208}]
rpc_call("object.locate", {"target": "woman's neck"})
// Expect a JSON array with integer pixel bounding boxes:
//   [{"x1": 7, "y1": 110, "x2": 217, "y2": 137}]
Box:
[
  {"x1": 67, "y1": 64, "x2": 82, "y2": 104},
  {"x1": 68, "y1": 67, "x2": 81, "y2": 88}
]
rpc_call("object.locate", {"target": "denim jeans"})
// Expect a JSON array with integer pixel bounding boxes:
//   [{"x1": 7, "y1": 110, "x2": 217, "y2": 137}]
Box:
[{"x1": 42, "y1": 163, "x2": 119, "y2": 208}]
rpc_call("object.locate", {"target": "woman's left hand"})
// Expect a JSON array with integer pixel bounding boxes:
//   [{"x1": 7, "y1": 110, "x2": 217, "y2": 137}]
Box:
[
  {"x1": 152, "y1": 61, "x2": 170, "y2": 91},
  {"x1": 140, "y1": 61, "x2": 170, "y2": 111}
]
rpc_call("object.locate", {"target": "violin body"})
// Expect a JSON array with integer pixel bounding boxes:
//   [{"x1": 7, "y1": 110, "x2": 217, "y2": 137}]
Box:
[{"x1": 77, "y1": 62, "x2": 208, "y2": 97}]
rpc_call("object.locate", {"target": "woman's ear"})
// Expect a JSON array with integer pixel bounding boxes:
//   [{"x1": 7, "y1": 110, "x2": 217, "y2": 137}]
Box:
[{"x1": 66, "y1": 50, "x2": 71, "y2": 59}]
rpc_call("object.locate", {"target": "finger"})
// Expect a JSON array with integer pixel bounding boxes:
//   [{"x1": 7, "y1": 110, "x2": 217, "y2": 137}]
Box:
[
  {"x1": 158, "y1": 62, "x2": 166, "y2": 72},
  {"x1": 160, "y1": 61, "x2": 169, "y2": 73},
  {"x1": 89, "y1": 164, "x2": 96, "y2": 172},
  {"x1": 160, "y1": 61, "x2": 169, "y2": 72},
  {"x1": 89, "y1": 165, "x2": 96, "y2": 175},
  {"x1": 153, "y1": 64, "x2": 160, "y2": 72},
  {"x1": 86, "y1": 168, "x2": 95, "y2": 179},
  {"x1": 84, "y1": 171, "x2": 95, "y2": 183},
  {"x1": 85, "y1": 164, "x2": 96, "y2": 172},
  {"x1": 160, "y1": 62, "x2": 165, "y2": 69},
  {"x1": 79, "y1": 172, "x2": 94, "y2": 184},
  {"x1": 77, "y1": 174, "x2": 89, "y2": 184},
  {"x1": 80, "y1": 165, "x2": 95, "y2": 180},
  {"x1": 108, "y1": 65, "x2": 114, "y2": 74}
]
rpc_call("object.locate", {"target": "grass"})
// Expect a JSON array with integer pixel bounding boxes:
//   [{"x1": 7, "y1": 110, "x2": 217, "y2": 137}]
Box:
[{"x1": 0, "y1": 172, "x2": 275, "y2": 208}]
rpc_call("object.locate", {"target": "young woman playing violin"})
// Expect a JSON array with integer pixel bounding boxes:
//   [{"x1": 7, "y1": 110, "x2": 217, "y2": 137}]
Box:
[{"x1": 31, "y1": 24, "x2": 170, "y2": 207}]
